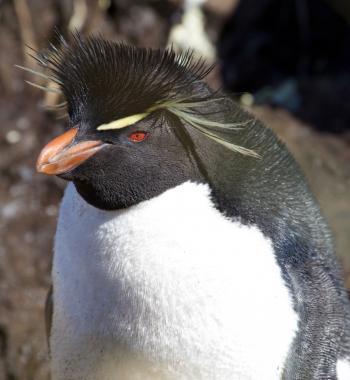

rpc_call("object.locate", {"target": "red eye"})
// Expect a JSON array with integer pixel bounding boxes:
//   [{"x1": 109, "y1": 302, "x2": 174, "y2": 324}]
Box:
[{"x1": 129, "y1": 131, "x2": 147, "y2": 142}]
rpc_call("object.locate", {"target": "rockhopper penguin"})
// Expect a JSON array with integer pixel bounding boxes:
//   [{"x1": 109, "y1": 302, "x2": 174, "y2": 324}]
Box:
[{"x1": 31, "y1": 34, "x2": 350, "y2": 379}]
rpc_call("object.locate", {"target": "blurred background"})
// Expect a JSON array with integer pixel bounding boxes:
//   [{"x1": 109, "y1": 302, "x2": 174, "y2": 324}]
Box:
[{"x1": 0, "y1": 0, "x2": 350, "y2": 378}]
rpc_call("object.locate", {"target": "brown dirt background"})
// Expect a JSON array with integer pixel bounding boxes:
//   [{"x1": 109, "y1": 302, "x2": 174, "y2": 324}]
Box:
[{"x1": 0, "y1": 1, "x2": 349, "y2": 379}]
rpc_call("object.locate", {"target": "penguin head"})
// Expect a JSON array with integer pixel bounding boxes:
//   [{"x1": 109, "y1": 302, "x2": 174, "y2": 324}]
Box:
[{"x1": 35, "y1": 35, "x2": 258, "y2": 210}]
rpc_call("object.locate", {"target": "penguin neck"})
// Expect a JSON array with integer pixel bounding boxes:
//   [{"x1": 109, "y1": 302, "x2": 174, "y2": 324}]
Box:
[{"x1": 194, "y1": 114, "x2": 318, "y2": 241}]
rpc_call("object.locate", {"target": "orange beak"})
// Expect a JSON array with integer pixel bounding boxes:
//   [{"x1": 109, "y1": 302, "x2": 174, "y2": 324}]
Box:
[{"x1": 36, "y1": 127, "x2": 105, "y2": 175}]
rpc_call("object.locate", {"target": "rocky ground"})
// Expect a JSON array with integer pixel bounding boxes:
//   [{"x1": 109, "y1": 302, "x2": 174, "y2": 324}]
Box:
[{"x1": 0, "y1": 1, "x2": 349, "y2": 379}]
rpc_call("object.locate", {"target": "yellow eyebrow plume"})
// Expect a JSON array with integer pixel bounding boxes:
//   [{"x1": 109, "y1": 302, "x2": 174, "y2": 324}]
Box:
[
  {"x1": 97, "y1": 112, "x2": 149, "y2": 131},
  {"x1": 95, "y1": 98, "x2": 259, "y2": 158}
]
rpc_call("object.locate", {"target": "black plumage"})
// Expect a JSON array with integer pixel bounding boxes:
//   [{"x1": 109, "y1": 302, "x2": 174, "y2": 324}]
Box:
[
  {"x1": 30, "y1": 34, "x2": 350, "y2": 379},
  {"x1": 37, "y1": 33, "x2": 212, "y2": 127}
]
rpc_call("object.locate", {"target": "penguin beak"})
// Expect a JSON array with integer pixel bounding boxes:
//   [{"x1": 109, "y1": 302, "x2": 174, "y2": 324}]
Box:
[{"x1": 36, "y1": 127, "x2": 104, "y2": 175}]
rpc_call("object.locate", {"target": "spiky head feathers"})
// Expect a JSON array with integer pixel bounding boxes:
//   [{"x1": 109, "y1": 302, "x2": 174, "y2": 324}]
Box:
[
  {"x1": 37, "y1": 34, "x2": 210, "y2": 126},
  {"x1": 26, "y1": 33, "x2": 258, "y2": 157}
]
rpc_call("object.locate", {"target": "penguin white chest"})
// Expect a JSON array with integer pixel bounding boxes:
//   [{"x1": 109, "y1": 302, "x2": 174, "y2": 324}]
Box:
[{"x1": 51, "y1": 182, "x2": 298, "y2": 380}]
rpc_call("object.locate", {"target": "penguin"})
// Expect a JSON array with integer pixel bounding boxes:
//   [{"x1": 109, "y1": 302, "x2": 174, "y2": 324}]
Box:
[{"x1": 30, "y1": 34, "x2": 350, "y2": 380}]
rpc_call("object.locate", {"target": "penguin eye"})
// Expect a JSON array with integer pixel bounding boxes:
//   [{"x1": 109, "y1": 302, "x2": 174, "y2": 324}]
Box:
[{"x1": 129, "y1": 131, "x2": 147, "y2": 143}]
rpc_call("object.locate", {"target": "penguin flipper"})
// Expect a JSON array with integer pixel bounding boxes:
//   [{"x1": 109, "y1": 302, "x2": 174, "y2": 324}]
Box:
[{"x1": 45, "y1": 285, "x2": 53, "y2": 351}]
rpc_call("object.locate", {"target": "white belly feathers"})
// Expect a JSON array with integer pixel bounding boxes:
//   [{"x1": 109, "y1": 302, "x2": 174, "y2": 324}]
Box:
[{"x1": 51, "y1": 181, "x2": 298, "y2": 380}]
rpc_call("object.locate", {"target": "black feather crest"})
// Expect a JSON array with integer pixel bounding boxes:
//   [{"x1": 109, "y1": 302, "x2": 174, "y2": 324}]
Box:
[
  {"x1": 35, "y1": 33, "x2": 212, "y2": 127},
  {"x1": 21, "y1": 33, "x2": 258, "y2": 157}
]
